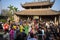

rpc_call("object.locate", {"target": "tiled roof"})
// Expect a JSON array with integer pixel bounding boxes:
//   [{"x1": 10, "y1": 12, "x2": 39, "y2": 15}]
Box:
[
  {"x1": 15, "y1": 9, "x2": 59, "y2": 15},
  {"x1": 22, "y1": 2, "x2": 53, "y2": 7}
]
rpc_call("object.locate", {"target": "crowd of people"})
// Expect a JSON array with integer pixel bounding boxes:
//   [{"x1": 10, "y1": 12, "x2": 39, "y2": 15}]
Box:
[{"x1": 0, "y1": 18, "x2": 60, "y2": 40}]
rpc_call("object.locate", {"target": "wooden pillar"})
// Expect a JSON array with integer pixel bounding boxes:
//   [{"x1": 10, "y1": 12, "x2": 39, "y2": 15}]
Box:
[
  {"x1": 59, "y1": 15, "x2": 60, "y2": 24},
  {"x1": 54, "y1": 16, "x2": 57, "y2": 24},
  {"x1": 40, "y1": 17, "x2": 41, "y2": 21},
  {"x1": 27, "y1": 17, "x2": 29, "y2": 21}
]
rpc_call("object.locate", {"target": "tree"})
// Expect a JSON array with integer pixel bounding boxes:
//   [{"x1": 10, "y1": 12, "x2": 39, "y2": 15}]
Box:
[
  {"x1": 8, "y1": 5, "x2": 13, "y2": 11},
  {"x1": 8, "y1": 5, "x2": 18, "y2": 14},
  {"x1": 1, "y1": 9, "x2": 9, "y2": 16},
  {"x1": 8, "y1": 5, "x2": 18, "y2": 12},
  {"x1": 14, "y1": 7, "x2": 18, "y2": 12},
  {"x1": 8, "y1": 5, "x2": 18, "y2": 21}
]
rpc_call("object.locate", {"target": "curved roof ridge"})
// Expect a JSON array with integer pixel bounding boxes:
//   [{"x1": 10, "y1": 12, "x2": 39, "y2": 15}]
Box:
[
  {"x1": 22, "y1": 1, "x2": 54, "y2": 8},
  {"x1": 15, "y1": 8, "x2": 59, "y2": 16}
]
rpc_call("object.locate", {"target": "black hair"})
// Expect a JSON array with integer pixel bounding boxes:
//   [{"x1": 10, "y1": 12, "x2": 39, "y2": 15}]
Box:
[{"x1": 30, "y1": 33, "x2": 34, "y2": 38}]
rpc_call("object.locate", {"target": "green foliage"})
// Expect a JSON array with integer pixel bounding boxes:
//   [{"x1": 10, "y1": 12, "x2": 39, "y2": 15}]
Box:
[
  {"x1": 8, "y1": 5, "x2": 18, "y2": 12},
  {"x1": 0, "y1": 19, "x2": 7, "y2": 23},
  {"x1": 10, "y1": 16, "x2": 14, "y2": 21},
  {"x1": 8, "y1": 5, "x2": 13, "y2": 11},
  {"x1": 8, "y1": 5, "x2": 18, "y2": 21},
  {"x1": 14, "y1": 7, "x2": 18, "y2": 12}
]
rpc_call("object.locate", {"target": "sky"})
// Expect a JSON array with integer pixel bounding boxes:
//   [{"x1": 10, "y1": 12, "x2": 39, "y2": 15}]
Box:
[
  {"x1": 0, "y1": 0, "x2": 60, "y2": 14},
  {"x1": 0, "y1": 0, "x2": 1, "y2": 14}
]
